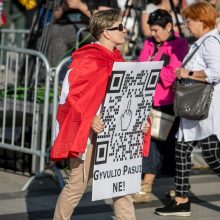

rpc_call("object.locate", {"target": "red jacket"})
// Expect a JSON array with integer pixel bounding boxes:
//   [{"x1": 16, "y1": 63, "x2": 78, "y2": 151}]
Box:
[
  {"x1": 50, "y1": 43, "x2": 124, "y2": 161},
  {"x1": 50, "y1": 43, "x2": 151, "y2": 161}
]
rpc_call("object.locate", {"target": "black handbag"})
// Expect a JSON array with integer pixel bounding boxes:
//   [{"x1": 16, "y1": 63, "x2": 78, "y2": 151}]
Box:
[
  {"x1": 173, "y1": 36, "x2": 217, "y2": 120},
  {"x1": 173, "y1": 80, "x2": 213, "y2": 120}
]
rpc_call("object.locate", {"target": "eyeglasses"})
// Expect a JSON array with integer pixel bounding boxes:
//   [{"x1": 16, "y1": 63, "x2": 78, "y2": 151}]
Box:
[
  {"x1": 183, "y1": 18, "x2": 193, "y2": 26},
  {"x1": 106, "y1": 24, "x2": 124, "y2": 32},
  {"x1": 185, "y1": 18, "x2": 191, "y2": 23}
]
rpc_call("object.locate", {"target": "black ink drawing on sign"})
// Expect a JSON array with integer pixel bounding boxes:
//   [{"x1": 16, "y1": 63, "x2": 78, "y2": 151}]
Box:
[
  {"x1": 107, "y1": 71, "x2": 125, "y2": 93},
  {"x1": 95, "y1": 141, "x2": 109, "y2": 165},
  {"x1": 120, "y1": 99, "x2": 132, "y2": 131}
]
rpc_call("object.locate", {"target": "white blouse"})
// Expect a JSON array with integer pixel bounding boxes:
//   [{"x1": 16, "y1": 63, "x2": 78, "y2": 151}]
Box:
[{"x1": 177, "y1": 29, "x2": 220, "y2": 142}]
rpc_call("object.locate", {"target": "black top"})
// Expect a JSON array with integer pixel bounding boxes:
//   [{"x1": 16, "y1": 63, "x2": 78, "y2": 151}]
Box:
[{"x1": 58, "y1": 0, "x2": 119, "y2": 24}]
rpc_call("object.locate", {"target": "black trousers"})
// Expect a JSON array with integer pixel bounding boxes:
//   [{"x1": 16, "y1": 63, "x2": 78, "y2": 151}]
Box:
[{"x1": 175, "y1": 135, "x2": 220, "y2": 197}]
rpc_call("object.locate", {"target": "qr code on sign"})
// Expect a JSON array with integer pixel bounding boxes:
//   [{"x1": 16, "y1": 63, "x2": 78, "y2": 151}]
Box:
[{"x1": 95, "y1": 65, "x2": 160, "y2": 165}]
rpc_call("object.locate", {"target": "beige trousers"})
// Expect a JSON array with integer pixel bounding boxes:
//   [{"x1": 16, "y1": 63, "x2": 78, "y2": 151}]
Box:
[{"x1": 53, "y1": 145, "x2": 136, "y2": 220}]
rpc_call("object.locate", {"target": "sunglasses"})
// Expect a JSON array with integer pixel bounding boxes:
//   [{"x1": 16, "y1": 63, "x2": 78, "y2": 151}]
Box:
[
  {"x1": 150, "y1": 12, "x2": 162, "y2": 20},
  {"x1": 106, "y1": 24, "x2": 124, "y2": 32}
]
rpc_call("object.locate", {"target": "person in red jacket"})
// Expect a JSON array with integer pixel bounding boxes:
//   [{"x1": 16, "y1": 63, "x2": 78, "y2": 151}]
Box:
[{"x1": 50, "y1": 8, "x2": 150, "y2": 220}]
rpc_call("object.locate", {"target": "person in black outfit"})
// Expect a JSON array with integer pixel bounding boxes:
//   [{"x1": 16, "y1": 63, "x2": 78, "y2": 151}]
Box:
[{"x1": 47, "y1": 0, "x2": 119, "y2": 67}]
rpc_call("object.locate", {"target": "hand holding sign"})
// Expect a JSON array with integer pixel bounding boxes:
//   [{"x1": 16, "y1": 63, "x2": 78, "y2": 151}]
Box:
[
  {"x1": 91, "y1": 115, "x2": 105, "y2": 133},
  {"x1": 142, "y1": 119, "x2": 151, "y2": 134},
  {"x1": 120, "y1": 100, "x2": 132, "y2": 131}
]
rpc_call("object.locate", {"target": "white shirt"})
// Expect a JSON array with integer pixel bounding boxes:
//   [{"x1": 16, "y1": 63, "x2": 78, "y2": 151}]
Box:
[
  {"x1": 177, "y1": 29, "x2": 220, "y2": 142},
  {"x1": 145, "y1": 3, "x2": 158, "y2": 14}
]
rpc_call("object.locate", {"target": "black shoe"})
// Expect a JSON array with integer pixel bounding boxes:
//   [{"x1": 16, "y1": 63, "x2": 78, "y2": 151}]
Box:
[{"x1": 155, "y1": 200, "x2": 191, "y2": 217}]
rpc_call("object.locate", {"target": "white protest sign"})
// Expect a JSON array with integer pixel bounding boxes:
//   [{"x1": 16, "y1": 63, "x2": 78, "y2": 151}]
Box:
[{"x1": 92, "y1": 61, "x2": 163, "y2": 201}]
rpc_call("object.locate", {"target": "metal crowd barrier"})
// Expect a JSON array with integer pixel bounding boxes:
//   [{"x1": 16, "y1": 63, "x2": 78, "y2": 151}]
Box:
[
  {"x1": 0, "y1": 29, "x2": 30, "y2": 48},
  {"x1": 51, "y1": 56, "x2": 71, "y2": 141},
  {"x1": 0, "y1": 45, "x2": 51, "y2": 174},
  {"x1": 75, "y1": 27, "x2": 90, "y2": 49},
  {"x1": 0, "y1": 27, "x2": 91, "y2": 188}
]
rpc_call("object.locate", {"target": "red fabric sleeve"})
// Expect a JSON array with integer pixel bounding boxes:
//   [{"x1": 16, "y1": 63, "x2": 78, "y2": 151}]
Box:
[{"x1": 143, "y1": 117, "x2": 151, "y2": 157}]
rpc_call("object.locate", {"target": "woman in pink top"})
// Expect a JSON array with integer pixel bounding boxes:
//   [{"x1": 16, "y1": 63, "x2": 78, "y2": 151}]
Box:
[{"x1": 133, "y1": 9, "x2": 188, "y2": 203}]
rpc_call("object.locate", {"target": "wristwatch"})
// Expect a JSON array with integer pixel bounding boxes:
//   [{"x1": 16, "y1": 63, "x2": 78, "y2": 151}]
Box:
[{"x1": 188, "y1": 71, "x2": 194, "y2": 76}]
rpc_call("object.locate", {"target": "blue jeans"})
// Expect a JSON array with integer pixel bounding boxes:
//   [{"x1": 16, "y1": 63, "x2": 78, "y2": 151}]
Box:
[{"x1": 142, "y1": 141, "x2": 161, "y2": 175}]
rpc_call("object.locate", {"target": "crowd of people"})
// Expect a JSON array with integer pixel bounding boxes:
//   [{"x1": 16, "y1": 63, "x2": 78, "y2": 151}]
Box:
[{"x1": 1, "y1": 0, "x2": 220, "y2": 220}]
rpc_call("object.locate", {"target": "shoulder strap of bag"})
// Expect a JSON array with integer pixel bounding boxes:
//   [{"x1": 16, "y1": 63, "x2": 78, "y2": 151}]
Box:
[{"x1": 182, "y1": 35, "x2": 220, "y2": 67}]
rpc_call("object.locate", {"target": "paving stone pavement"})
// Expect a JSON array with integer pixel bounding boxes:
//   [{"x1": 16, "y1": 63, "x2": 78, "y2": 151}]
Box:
[{"x1": 0, "y1": 151, "x2": 219, "y2": 220}]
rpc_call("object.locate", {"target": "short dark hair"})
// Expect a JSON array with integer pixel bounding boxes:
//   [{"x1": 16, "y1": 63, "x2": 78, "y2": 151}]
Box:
[
  {"x1": 148, "y1": 9, "x2": 173, "y2": 28},
  {"x1": 89, "y1": 9, "x2": 121, "y2": 40}
]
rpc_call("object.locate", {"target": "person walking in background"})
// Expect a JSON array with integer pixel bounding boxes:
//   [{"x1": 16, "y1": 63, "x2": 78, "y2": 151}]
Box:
[
  {"x1": 155, "y1": 1, "x2": 220, "y2": 216},
  {"x1": 47, "y1": 0, "x2": 119, "y2": 67},
  {"x1": 46, "y1": 0, "x2": 93, "y2": 67},
  {"x1": 50, "y1": 8, "x2": 150, "y2": 220},
  {"x1": 132, "y1": 9, "x2": 188, "y2": 203}
]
